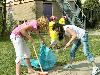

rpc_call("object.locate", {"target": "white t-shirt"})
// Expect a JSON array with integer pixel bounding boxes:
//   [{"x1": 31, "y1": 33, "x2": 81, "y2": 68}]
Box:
[{"x1": 63, "y1": 25, "x2": 85, "y2": 39}]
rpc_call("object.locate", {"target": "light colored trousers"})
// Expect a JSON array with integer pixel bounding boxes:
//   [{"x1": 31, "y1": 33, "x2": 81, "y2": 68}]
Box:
[{"x1": 10, "y1": 34, "x2": 30, "y2": 64}]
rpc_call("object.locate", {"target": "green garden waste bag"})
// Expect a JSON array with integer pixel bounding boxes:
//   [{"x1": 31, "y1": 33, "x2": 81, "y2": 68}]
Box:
[{"x1": 21, "y1": 43, "x2": 57, "y2": 71}]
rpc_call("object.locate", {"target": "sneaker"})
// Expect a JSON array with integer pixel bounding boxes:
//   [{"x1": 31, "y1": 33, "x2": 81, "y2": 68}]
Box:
[
  {"x1": 92, "y1": 67, "x2": 100, "y2": 75},
  {"x1": 63, "y1": 64, "x2": 73, "y2": 69}
]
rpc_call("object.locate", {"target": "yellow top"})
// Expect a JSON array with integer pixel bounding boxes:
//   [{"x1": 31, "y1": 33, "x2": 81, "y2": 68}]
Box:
[
  {"x1": 50, "y1": 30, "x2": 58, "y2": 41},
  {"x1": 59, "y1": 18, "x2": 65, "y2": 25},
  {"x1": 49, "y1": 21, "x2": 58, "y2": 41},
  {"x1": 49, "y1": 21, "x2": 55, "y2": 31}
]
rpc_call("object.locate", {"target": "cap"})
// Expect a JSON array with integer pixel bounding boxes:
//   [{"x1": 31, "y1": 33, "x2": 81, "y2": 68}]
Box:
[{"x1": 50, "y1": 16, "x2": 57, "y2": 20}]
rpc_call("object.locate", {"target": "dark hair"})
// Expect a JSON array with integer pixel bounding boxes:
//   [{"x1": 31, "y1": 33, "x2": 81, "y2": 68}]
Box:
[
  {"x1": 53, "y1": 23, "x2": 64, "y2": 41},
  {"x1": 52, "y1": 23, "x2": 59, "y2": 30},
  {"x1": 58, "y1": 24, "x2": 64, "y2": 41}
]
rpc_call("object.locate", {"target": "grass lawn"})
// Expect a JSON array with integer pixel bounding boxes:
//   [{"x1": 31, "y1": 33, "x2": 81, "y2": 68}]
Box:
[{"x1": 0, "y1": 35, "x2": 100, "y2": 75}]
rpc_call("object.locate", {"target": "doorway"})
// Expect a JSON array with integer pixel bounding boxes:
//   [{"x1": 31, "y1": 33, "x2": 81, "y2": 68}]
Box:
[{"x1": 43, "y1": 3, "x2": 52, "y2": 21}]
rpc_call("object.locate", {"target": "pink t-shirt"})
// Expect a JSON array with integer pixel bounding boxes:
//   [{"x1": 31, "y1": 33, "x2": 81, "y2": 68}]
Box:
[{"x1": 11, "y1": 20, "x2": 37, "y2": 36}]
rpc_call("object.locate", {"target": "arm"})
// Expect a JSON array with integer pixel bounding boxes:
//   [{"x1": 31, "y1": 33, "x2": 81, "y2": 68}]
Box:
[
  {"x1": 64, "y1": 27, "x2": 77, "y2": 48},
  {"x1": 20, "y1": 25, "x2": 35, "y2": 43},
  {"x1": 35, "y1": 30, "x2": 45, "y2": 43},
  {"x1": 62, "y1": 34, "x2": 70, "y2": 47}
]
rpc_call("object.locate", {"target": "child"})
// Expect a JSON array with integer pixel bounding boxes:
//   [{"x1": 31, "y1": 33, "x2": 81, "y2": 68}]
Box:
[
  {"x1": 61, "y1": 25, "x2": 99, "y2": 75},
  {"x1": 58, "y1": 16, "x2": 68, "y2": 41},
  {"x1": 49, "y1": 16, "x2": 57, "y2": 31},
  {"x1": 10, "y1": 16, "x2": 49, "y2": 75},
  {"x1": 59, "y1": 15, "x2": 70, "y2": 25},
  {"x1": 59, "y1": 16, "x2": 66, "y2": 25},
  {"x1": 49, "y1": 16, "x2": 59, "y2": 49}
]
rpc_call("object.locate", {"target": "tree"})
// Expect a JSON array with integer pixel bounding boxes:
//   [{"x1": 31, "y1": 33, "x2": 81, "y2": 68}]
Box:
[
  {"x1": 75, "y1": 0, "x2": 82, "y2": 19},
  {"x1": 83, "y1": 0, "x2": 100, "y2": 28},
  {"x1": 0, "y1": 0, "x2": 7, "y2": 37}
]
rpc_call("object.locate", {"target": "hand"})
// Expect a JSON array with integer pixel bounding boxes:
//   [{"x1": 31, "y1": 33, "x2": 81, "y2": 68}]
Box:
[
  {"x1": 63, "y1": 42, "x2": 71, "y2": 51},
  {"x1": 39, "y1": 35, "x2": 45, "y2": 44},
  {"x1": 41, "y1": 40, "x2": 45, "y2": 44},
  {"x1": 23, "y1": 36, "x2": 28, "y2": 41}
]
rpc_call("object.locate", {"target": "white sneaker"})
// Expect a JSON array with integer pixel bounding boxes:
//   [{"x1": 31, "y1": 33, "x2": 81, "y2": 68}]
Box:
[
  {"x1": 92, "y1": 67, "x2": 100, "y2": 75},
  {"x1": 63, "y1": 64, "x2": 73, "y2": 69}
]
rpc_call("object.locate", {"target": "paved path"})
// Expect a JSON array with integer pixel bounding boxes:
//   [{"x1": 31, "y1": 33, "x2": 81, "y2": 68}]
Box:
[{"x1": 27, "y1": 56, "x2": 100, "y2": 75}]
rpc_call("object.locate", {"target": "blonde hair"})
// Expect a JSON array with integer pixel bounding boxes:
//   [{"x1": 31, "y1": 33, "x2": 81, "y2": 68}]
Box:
[{"x1": 37, "y1": 16, "x2": 49, "y2": 31}]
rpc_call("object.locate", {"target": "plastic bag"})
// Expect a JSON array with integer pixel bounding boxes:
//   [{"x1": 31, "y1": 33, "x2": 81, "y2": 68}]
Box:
[{"x1": 21, "y1": 43, "x2": 57, "y2": 71}]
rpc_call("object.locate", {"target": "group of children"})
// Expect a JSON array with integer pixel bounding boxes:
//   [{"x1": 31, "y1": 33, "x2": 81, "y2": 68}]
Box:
[
  {"x1": 49, "y1": 15, "x2": 100, "y2": 75},
  {"x1": 49, "y1": 15, "x2": 68, "y2": 49},
  {"x1": 10, "y1": 16, "x2": 100, "y2": 75}
]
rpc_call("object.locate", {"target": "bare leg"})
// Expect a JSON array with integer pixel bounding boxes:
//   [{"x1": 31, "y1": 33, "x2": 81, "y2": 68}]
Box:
[
  {"x1": 16, "y1": 61, "x2": 21, "y2": 75},
  {"x1": 25, "y1": 58, "x2": 35, "y2": 74}
]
